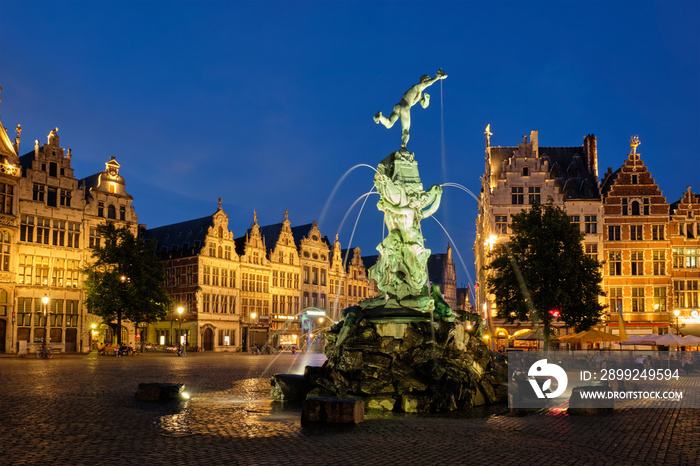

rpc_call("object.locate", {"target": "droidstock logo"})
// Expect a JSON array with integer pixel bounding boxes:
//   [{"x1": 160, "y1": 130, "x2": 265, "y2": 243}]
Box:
[{"x1": 527, "y1": 359, "x2": 568, "y2": 398}]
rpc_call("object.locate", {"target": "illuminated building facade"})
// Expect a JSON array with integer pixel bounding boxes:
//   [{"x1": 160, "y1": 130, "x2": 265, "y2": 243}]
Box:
[
  {"x1": 475, "y1": 129, "x2": 699, "y2": 342},
  {"x1": 0, "y1": 103, "x2": 137, "y2": 353},
  {"x1": 474, "y1": 130, "x2": 603, "y2": 345}
]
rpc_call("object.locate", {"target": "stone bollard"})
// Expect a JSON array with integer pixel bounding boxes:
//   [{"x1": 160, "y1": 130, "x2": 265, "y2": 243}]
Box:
[
  {"x1": 135, "y1": 383, "x2": 185, "y2": 402},
  {"x1": 301, "y1": 397, "x2": 364, "y2": 424}
]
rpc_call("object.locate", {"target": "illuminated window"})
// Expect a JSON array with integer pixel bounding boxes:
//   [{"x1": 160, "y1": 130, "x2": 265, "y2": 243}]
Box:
[
  {"x1": 0, "y1": 183, "x2": 14, "y2": 214},
  {"x1": 584, "y1": 216, "x2": 597, "y2": 234},
  {"x1": 20, "y1": 215, "x2": 34, "y2": 242},
  {"x1": 0, "y1": 231, "x2": 9, "y2": 271},
  {"x1": 631, "y1": 287, "x2": 645, "y2": 312},
  {"x1": 608, "y1": 251, "x2": 622, "y2": 276},
  {"x1": 495, "y1": 215, "x2": 508, "y2": 234},
  {"x1": 652, "y1": 250, "x2": 665, "y2": 275},
  {"x1": 608, "y1": 287, "x2": 623, "y2": 314},
  {"x1": 674, "y1": 280, "x2": 699, "y2": 308},
  {"x1": 653, "y1": 287, "x2": 666, "y2": 312},
  {"x1": 631, "y1": 250, "x2": 644, "y2": 275}
]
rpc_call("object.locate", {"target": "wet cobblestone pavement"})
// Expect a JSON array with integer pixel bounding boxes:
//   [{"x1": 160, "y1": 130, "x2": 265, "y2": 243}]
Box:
[{"x1": 1, "y1": 352, "x2": 698, "y2": 465}]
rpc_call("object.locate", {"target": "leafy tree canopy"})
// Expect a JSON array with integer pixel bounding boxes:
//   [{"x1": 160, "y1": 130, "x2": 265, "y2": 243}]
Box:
[
  {"x1": 83, "y1": 222, "x2": 169, "y2": 344},
  {"x1": 485, "y1": 200, "x2": 606, "y2": 344}
]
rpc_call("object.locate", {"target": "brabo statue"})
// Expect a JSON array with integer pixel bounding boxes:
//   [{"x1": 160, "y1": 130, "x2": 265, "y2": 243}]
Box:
[
  {"x1": 374, "y1": 69, "x2": 447, "y2": 149},
  {"x1": 361, "y1": 70, "x2": 453, "y2": 322}
]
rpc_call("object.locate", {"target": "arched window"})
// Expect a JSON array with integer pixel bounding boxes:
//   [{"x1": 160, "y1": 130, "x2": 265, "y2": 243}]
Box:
[
  {"x1": 0, "y1": 230, "x2": 10, "y2": 271},
  {"x1": 631, "y1": 201, "x2": 640, "y2": 216},
  {"x1": 107, "y1": 204, "x2": 116, "y2": 219}
]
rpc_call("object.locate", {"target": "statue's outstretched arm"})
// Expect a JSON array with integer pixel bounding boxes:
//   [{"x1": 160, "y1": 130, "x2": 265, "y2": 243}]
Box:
[{"x1": 421, "y1": 185, "x2": 443, "y2": 218}]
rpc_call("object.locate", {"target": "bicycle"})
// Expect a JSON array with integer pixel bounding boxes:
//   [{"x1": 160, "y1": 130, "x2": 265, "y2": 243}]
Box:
[
  {"x1": 36, "y1": 345, "x2": 53, "y2": 359},
  {"x1": 176, "y1": 346, "x2": 187, "y2": 357}
]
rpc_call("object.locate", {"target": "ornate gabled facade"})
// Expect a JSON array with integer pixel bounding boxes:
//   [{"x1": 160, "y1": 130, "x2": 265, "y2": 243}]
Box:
[
  {"x1": 0, "y1": 87, "x2": 139, "y2": 353},
  {"x1": 144, "y1": 203, "x2": 240, "y2": 351},
  {"x1": 669, "y1": 187, "x2": 700, "y2": 335},
  {"x1": 328, "y1": 241, "x2": 370, "y2": 316},
  {"x1": 600, "y1": 138, "x2": 672, "y2": 336},
  {"x1": 474, "y1": 129, "x2": 603, "y2": 346}
]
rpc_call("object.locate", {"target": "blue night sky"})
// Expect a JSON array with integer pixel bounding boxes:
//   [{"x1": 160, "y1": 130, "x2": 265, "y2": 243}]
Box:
[{"x1": 1, "y1": 0, "x2": 698, "y2": 289}]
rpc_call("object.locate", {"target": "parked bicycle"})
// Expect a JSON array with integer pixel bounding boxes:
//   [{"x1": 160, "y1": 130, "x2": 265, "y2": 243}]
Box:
[{"x1": 36, "y1": 344, "x2": 53, "y2": 359}]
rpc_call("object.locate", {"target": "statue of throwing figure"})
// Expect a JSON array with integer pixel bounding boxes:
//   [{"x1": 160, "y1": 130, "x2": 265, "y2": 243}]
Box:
[{"x1": 374, "y1": 69, "x2": 447, "y2": 148}]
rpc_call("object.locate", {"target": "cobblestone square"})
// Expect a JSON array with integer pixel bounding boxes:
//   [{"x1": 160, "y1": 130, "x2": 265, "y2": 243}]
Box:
[{"x1": 0, "y1": 352, "x2": 698, "y2": 465}]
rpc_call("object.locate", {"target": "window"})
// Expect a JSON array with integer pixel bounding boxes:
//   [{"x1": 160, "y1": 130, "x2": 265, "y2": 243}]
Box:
[
  {"x1": 622, "y1": 198, "x2": 628, "y2": 216},
  {"x1": 631, "y1": 174, "x2": 638, "y2": 184},
  {"x1": 0, "y1": 289, "x2": 7, "y2": 317},
  {"x1": 631, "y1": 287, "x2": 645, "y2": 312},
  {"x1": 303, "y1": 267, "x2": 310, "y2": 284},
  {"x1": 36, "y1": 218, "x2": 50, "y2": 244},
  {"x1": 32, "y1": 184, "x2": 45, "y2": 202},
  {"x1": 653, "y1": 287, "x2": 666, "y2": 312},
  {"x1": 47, "y1": 187, "x2": 57, "y2": 207},
  {"x1": 0, "y1": 231, "x2": 9, "y2": 271},
  {"x1": 673, "y1": 247, "x2": 699, "y2": 268},
  {"x1": 52, "y1": 220, "x2": 66, "y2": 246},
  {"x1": 608, "y1": 251, "x2": 622, "y2": 276},
  {"x1": 221, "y1": 269, "x2": 228, "y2": 287},
  {"x1": 631, "y1": 250, "x2": 644, "y2": 275},
  {"x1": 89, "y1": 227, "x2": 101, "y2": 248},
  {"x1": 674, "y1": 280, "x2": 699, "y2": 308},
  {"x1": 321, "y1": 269, "x2": 326, "y2": 286},
  {"x1": 608, "y1": 287, "x2": 623, "y2": 314},
  {"x1": 60, "y1": 189, "x2": 71, "y2": 207},
  {"x1": 630, "y1": 225, "x2": 643, "y2": 241},
  {"x1": 652, "y1": 250, "x2": 665, "y2": 275},
  {"x1": 202, "y1": 266, "x2": 211, "y2": 285},
  {"x1": 272, "y1": 271, "x2": 278, "y2": 287},
  {"x1": 119, "y1": 206, "x2": 126, "y2": 220},
  {"x1": 522, "y1": 166, "x2": 529, "y2": 176},
  {"x1": 107, "y1": 205, "x2": 116, "y2": 219},
  {"x1": 528, "y1": 186, "x2": 540, "y2": 204},
  {"x1": 18, "y1": 255, "x2": 33, "y2": 284},
  {"x1": 495, "y1": 215, "x2": 508, "y2": 234},
  {"x1": 570, "y1": 215, "x2": 580, "y2": 228},
  {"x1": 0, "y1": 183, "x2": 14, "y2": 214},
  {"x1": 209, "y1": 243, "x2": 216, "y2": 257},
  {"x1": 585, "y1": 244, "x2": 598, "y2": 260},
  {"x1": 67, "y1": 222, "x2": 80, "y2": 248},
  {"x1": 52, "y1": 258, "x2": 65, "y2": 286},
  {"x1": 212, "y1": 267, "x2": 219, "y2": 286},
  {"x1": 608, "y1": 225, "x2": 621, "y2": 241},
  {"x1": 49, "y1": 162, "x2": 58, "y2": 177},
  {"x1": 511, "y1": 186, "x2": 524, "y2": 205},
  {"x1": 652, "y1": 225, "x2": 665, "y2": 241},
  {"x1": 97, "y1": 202, "x2": 104, "y2": 217},
  {"x1": 35, "y1": 256, "x2": 49, "y2": 285},
  {"x1": 20, "y1": 215, "x2": 34, "y2": 242},
  {"x1": 225, "y1": 246, "x2": 232, "y2": 260},
  {"x1": 631, "y1": 201, "x2": 640, "y2": 216},
  {"x1": 643, "y1": 198, "x2": 650, "y2": 215},
  {"x1": 66, "y1": 260, "x2": 79, "y2": 288},
  {"x1": 584, "y1": 216, "x2": 597, "y2": 234},
  {"x1": 312, "y1": 267, "x2": 318, "y2": 285}
]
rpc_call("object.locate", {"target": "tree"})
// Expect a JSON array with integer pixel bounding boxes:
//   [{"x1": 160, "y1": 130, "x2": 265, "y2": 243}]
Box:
[
  {"x1": 83, "y1": 222, "x2": 169, "y2": 346},
  {"x1": 485, "y1": 200, "x2": 605, "y2": 349}
]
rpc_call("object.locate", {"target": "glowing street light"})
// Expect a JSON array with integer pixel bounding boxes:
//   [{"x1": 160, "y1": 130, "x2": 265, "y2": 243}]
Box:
[
  {"x1": 178, "y1": 307, "x2": 184, "y2": 348},
  {"x1": 673, "y1": 309, "x2": 681, "y2": 335},
  {"x1": 42, "y1": 296, "x2": 50, "y2": 348}
]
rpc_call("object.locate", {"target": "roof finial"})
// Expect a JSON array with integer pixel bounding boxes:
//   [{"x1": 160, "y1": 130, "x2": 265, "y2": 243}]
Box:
[
  {"x1": 630, "y1": 135, "x2": 640, "y2": 155},
  {"x1": 253, "y1": 210, "x2": 257, "y2": 224},
  {"x1": 218, "y1": 197, "x2": 222, "y2": 209},
  {"x1": 485, "y1": 124, "x2": 492, "y2": 149},
  {"x1": 285, "y1": 209, "x2": 288, "y2": 220}
]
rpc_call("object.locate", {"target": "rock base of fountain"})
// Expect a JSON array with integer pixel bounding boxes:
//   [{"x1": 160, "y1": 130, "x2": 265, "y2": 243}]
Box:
[{"x1": 272, "y1": 306, "x2": 508, "y2": 413}]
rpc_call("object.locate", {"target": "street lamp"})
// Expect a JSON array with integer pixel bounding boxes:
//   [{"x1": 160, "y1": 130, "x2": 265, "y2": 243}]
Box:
[
  {"x1": 673, "y1": 309, "x2": 681, "y2": 335},
  {"x1": 177, "y1": 307, "x2": 184, "y2": 349},
  {"x1": 42, "y1": 296, "x2": 50, "y2": 349}
]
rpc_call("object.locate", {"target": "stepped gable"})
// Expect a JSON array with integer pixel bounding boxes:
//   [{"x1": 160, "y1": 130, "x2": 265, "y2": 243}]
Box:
[
  {"x1": 143, "y1": 215, "x2": 214, "y2": 257},
  {"x1": 488, "y1": 133, "x2": 600, "y2": 199}
]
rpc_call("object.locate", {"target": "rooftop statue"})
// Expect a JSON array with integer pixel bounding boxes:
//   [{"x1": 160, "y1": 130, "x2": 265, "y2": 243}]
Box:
[{"x1": 374, "y1": 69, "x2": 447, "y2": 149}]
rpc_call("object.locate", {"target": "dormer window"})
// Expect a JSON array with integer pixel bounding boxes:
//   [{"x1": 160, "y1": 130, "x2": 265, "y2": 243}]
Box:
[{"x1": 109, "y1": 183, "x2": 116, "y2": 194}]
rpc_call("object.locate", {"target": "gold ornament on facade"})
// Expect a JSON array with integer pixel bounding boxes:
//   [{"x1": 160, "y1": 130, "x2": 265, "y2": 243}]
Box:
[{"x1": 630, "y1": 135, "x2": 640, "y2": 154}]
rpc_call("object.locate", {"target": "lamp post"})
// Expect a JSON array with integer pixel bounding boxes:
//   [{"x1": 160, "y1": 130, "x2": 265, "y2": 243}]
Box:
[
  {"x1": 177, "y1": 307, "x2": 184, "y2": 349},
  {"x1": 673, "y1": 309, "x2": 681, "y2": 335},
  {"x1": 42, "y1": 296, "x2": 50, "y2": 349}
]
